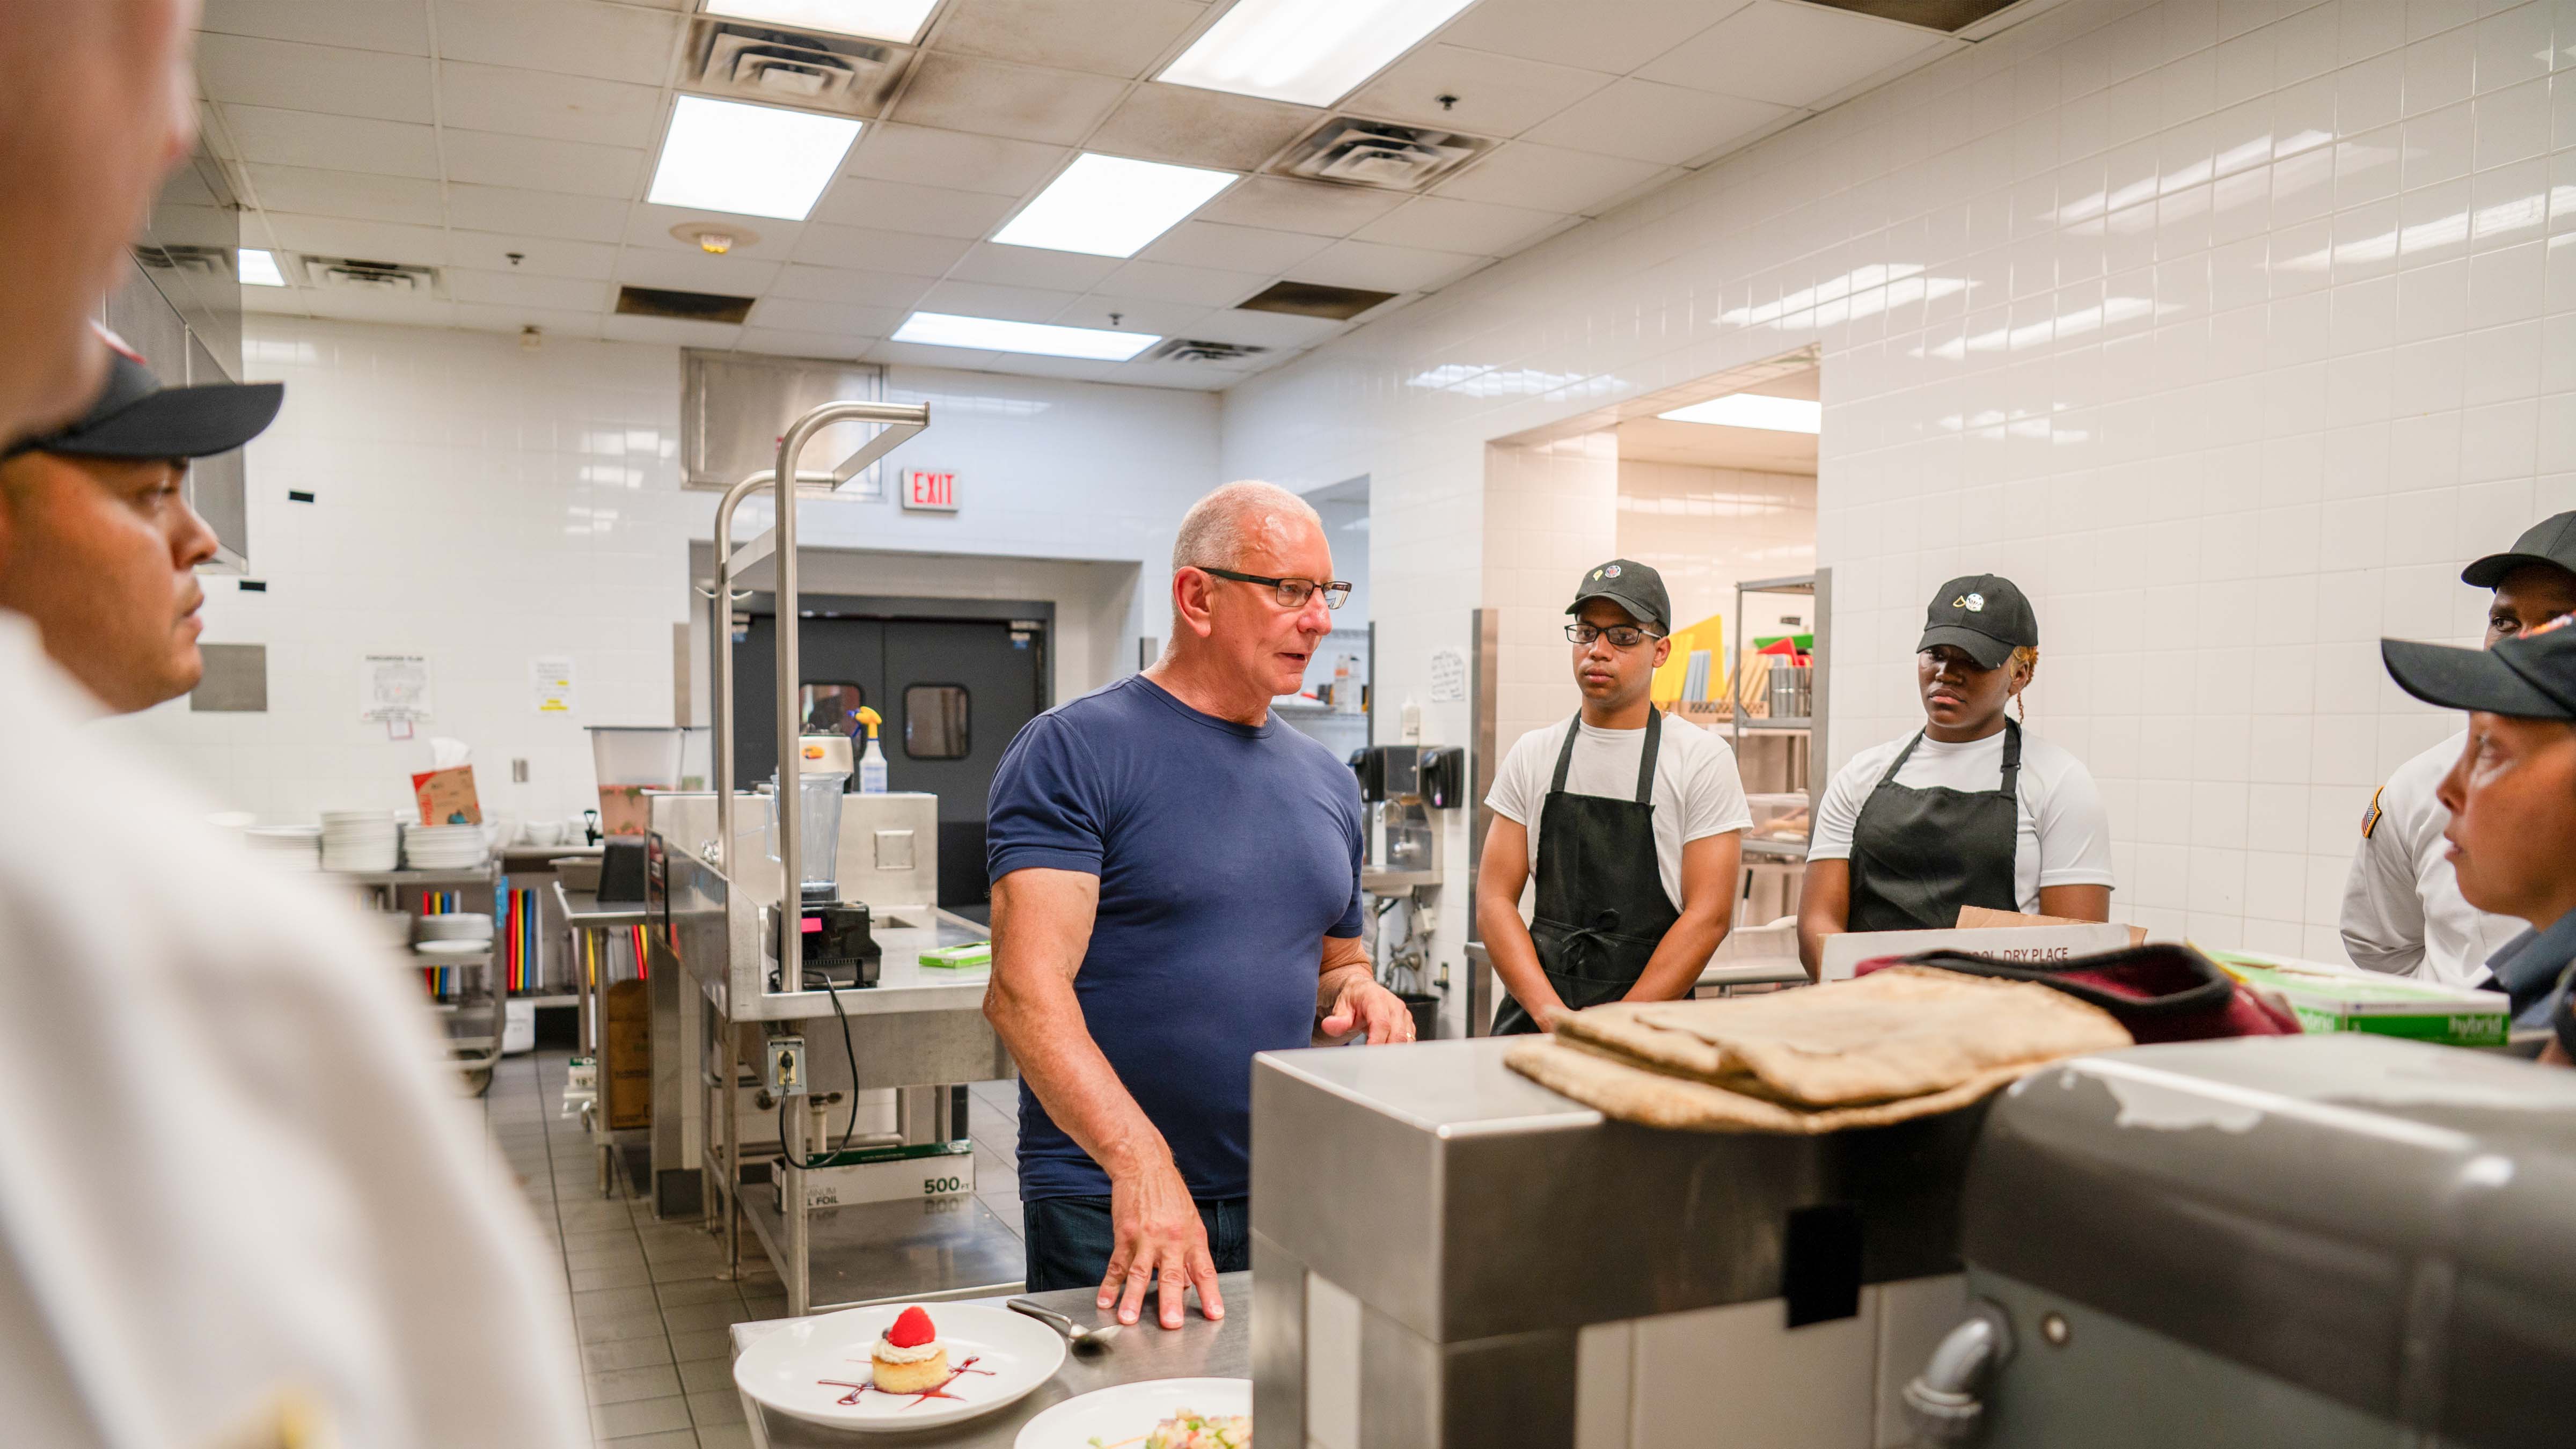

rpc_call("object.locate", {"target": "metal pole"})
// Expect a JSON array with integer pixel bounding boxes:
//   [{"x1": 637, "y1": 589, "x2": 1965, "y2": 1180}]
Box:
[{"x1": 709, "y1": 469, "x2": 773, "y2": 881}]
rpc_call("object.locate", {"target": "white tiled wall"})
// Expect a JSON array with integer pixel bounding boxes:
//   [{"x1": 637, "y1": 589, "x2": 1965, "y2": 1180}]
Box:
[
  {"x1": 103, "y1": 318, "x2": 1219, "y2": 824},
  {"x1": 1220, "y1": 0, "x2": 2576, "y2": 963},
  {"x1": 1616, "y1": 462, "x2": 1821, "y2": 637}
]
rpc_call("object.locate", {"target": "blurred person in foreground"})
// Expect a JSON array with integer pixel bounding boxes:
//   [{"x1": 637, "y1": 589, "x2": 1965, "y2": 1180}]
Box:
[{"x1": 0, "y1": 4, "x2": 588, "y2": 1444}]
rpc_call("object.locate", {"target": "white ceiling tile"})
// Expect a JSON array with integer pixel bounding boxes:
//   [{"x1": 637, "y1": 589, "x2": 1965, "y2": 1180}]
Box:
[
  {"x1": 240, "y1": 284, "x2": 310, "y2": 316},
  {"x1": 447, "y1": 267, "x2": 612, "y2": 311},
  {"x1": 200, "y1": 0, "x2": 431, "y2": 55},
  {"x1": 865, "y1": 339, "x2": 1002, "y2": 370},
  {"x1": 602, "y1": 314, "x2": 744, "y2": 348},
  {"x1": 1437, "y1": 0, "x2": 1741, "y2": 76},
  {"x1": 984, "y1": 354, "x2": 1135, "y2": 383},
  {"x1": 1291, "y1": 238, "x2": 1468, "y2": 292},
  {"x1": 613, "y1": 250, "x2": 783, "y2": 295},
  {"x1": 1150, "y1": 306, "x2": 1341, "y2": 348},
  {"x1": 440, "y1": 127, "x2": 645, "y2": 199},
  {"x1": 239, "y1": 164, "x2": 445, "y2": 226},
  {"x1": 447, "y1": 184, "x2": 635, "y2": 243},
  {"x1": 262, "y1": 213, "x2": 453, "y2": 265},
  {"x1": 740, "y1": 326, "x2": 876, "y2": 361},
  {"x1": 1350, "y1": 195, "x2": 1566, "y2": 255},
  {"x1": 891, "y1": 54, "x2": 1128, "y2": 145},
  {"x1": 768, "y1": 265, "x2": 936, "y2": 308},
  {"x1": 1113, "y1": 360, "x2": 1246, "y2": 390},
  {"x1": 194, "y1": 34, "x2": 435, "y2": 123},
  {"x1": 1192, "y1": 176, "x2": 1408, "y2": 237},
  {"x1": 1433, "y1": 141, "x2": 1673, "y2": 214},
  {"x1": 1519, "y1": 79, "x2": 1790, "y2": 165},
  {"x1": 748, "y1": 298, "x2": 901, "y2": 336},
  {"x1": 943, "y1": 243, "x2": 1124, "y2": 291},
  {"x1": 623, "y1": 203, "x2": 806, "y2": 257},
  {"x1": 931, "y1": 0, "x2": 1207, "y2": 78},
  {"x1": 915, "y1": 280, "x2": 1088, "y2": 323},
  {"x1": 195, "y1": 100, "x2": 234, "y2": 159},
  {"x1": 450, "y1": 302, "x2": 606, "y2": 339},
  {"x1": 1342, "y1": 45, "x2": 1613, "y2": 138},
  {"x1": 1094, "y1": 259, "x2": 1268, "y2": 306},
  {"x1": 436, "y1": 59, "x2": 663, "y2": 148},
  {"x1": 300, "y1": 288, "x2": 458, "y2": 327},
  {"x1": 1634, "y1": 1, "x2": 1945, "y2": 109},
  {"x1": 1136, "y1": 220, "x2": 1330, "y2": 273},
  {"x1": 791, "y1": 223, "x2": 976, "y2": 276},
  {"x1": 1049, "y1": 296, "x2": 1213, "y2": 334},
  {"x1": 431, "y1": 0, "x2": 682, "y2": 86},
  {"x1": 219, "y1": 104, "x2": 442, "y2": 177},
  {"x1": 843, "y1": 124, "x2": 1070, "y2": 196},
  {"x1": 1086, "y1": 86, "x2": 1320, "y2": 171},
  {"x1": 807, "y1": 178, "x2": 1020, "y2": 238},
  {"x1": 447, "y1": 231, "x2": 623, "y2": 280}
]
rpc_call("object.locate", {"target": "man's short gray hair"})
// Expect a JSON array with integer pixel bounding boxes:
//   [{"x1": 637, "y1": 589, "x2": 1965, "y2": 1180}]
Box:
[{"x1": 1172, "y1": 479, "x2": 1321, "y2": 572}]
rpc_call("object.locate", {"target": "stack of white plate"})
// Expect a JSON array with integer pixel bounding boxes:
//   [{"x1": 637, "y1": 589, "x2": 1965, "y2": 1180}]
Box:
[
  {"x1": 320, "y1": 810, "x2": 400, "y2": 873},
  {"x1": 413, "y1": 912, "x2": 494, "y2": 946},
  {"x1": 402, "y1": 822, "x2": 489, "y2": 871},
  {"x1": 244, "y1": 825, "x2": 321, "y2": 871}
]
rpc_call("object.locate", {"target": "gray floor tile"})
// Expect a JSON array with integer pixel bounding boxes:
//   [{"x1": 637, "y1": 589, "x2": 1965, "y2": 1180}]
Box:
[
  {"x1": 582, "y1": 1336, "x2": 675, "y2": 1374},
  {"x1": 587, "y1": 1364, "x2": 683, "y2": 1405},
  {"x1": 677, "y1": 1358, "x2": 736, "y2": 1395},
  {"x1": 669, "y1": 1329, "x2": 733, "y2": 1363},
  {"x1": 574, "y1": 1286, "x2": 662, "y2": 1319},
  {"x1": 577, "y1": 1308, "x2": 670, "y2": 1344},
  {"x1": 654, "y1": 1278, "x2": 743, "y2": 1308},
  {"x1": 686, "y1": 1389, "x2": 745, "y2": 1426},
  {"x1": 590, "y1": 1396, "x2": 693, "y2": 1438},
  {"x1": 661, "y1": 1299, "x2": 759, "y2": 1333},
  {"x1": 696, "y1": 1425, "x2": 755, "y2": 1449},
  {"x1": 596, "y1": 1432, "x2": 698, "y2": 1449},
  {"x1": 570, "y1": 1261, "x2": 655, "y2": 1292}
]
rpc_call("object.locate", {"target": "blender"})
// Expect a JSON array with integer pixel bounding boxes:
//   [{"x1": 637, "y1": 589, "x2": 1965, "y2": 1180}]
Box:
[{"x1": 766, "y1": 734, "x2": 880, "y2": 989}]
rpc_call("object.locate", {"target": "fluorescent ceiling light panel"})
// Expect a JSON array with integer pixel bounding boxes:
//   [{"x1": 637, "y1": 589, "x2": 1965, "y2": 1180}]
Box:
[
  {"x1": 892, "y1": 311, "x2": 1159, "y2": 361},
  {"x1": 698, "y1": 0, "x2": 940, "y2": 43},
  {"x1": 1159, "y1": 0, "x2": 1480, "y2": 107},
  {"x1": 237, "y1": 248, "x2": 286, "y2": 287},
  {"x1": 992, "y1": 153, "x2": 1236, "y2": 259},
  {"x1": 1657, "y1": 393, "x2": 1822, "y2": 433},
  {"x1": 647, "y1": 94, "x2": 861, "y2": 221}
]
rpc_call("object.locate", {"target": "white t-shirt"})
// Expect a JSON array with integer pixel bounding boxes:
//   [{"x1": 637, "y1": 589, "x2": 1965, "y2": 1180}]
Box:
[
  {"x1": 2340, "y1": 730, "x2": 2528, "y2": 988},
  {"x1": 0, "y1": 614, "x2": 588, "y2": 1449},
  {"x1": 1810, "y1": 726, "x2": 2115, "y2": 914},
  {"x1": 1486, "y1": 711, "x2": 1752, "y2": 912}
]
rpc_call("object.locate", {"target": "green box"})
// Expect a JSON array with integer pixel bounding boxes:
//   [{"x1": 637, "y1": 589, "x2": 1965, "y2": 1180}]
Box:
[
  {"x1": 918, "y1": 941, "x2": 991, "y2": 970},
  {"x1": 2207, "y1": 949, "x2": 2510, "y2": 1048}
]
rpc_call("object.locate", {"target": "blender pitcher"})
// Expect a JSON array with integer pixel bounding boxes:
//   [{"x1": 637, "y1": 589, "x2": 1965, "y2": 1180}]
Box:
[{"x1": 765, "y1": 766, "x2": 851, "y2": 905}]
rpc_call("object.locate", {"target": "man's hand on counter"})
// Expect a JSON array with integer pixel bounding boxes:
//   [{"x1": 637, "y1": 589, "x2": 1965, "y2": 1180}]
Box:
[
  {"x1": 1100, "y1": 1152, "x2": 1226, "y2": 1330},
  {"x1": 1316, "y1": 958, "x2": 1416, "y2": 1045}
]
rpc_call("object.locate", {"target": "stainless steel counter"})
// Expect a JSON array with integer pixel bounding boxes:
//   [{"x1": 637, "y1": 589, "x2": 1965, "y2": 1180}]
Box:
[{"x1": 729, "y1": 1272, "x2": 1250, "y2": 1447}]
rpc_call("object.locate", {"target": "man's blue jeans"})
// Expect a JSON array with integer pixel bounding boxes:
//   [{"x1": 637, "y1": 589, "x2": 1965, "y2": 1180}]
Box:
[{"x1": 1020, "y1": 1195, "x2": 1249, "y2": 1294}]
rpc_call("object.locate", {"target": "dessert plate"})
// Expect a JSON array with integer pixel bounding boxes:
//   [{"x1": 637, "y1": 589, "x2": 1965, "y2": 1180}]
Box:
[
  {"x1": 734, "y1": 1301, "x2": 1066, "y2": 1432},
  {"x1": 1013, "y1": 1377, "x2": 1251, "y2": 1448}
]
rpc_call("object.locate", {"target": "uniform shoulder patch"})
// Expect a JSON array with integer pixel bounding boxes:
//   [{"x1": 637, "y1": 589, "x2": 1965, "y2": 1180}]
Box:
[{"x1": 2360, "y1": 786, "x2": 2383, "y2": 840}]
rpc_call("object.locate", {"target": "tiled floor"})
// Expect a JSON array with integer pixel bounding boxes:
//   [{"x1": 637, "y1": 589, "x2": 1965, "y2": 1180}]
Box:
[{"x1": 483, "y1": 1046, "x2": 1026, "y2": 1448}]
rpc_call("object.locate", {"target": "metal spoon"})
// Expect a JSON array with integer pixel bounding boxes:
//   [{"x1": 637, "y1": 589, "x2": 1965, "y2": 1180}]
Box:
[{"x1": 1007, "y1": 1297, "x2": 1121, "y2": 1353}]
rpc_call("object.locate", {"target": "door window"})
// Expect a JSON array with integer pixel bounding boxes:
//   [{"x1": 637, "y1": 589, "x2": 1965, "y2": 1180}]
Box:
[
  {"x1": 800, "y1": 682, "x2": 863, "y2": 734},
  {"x1": 904, "y1": 685, "x2": 969, "y2": 759}
]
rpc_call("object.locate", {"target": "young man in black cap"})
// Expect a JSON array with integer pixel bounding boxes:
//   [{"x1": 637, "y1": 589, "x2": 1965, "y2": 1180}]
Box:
[
  {"x1": 2380, "y1": 617, "x2": 2576, "y2": 1066},
  {"x1": 2342, "y1": 515, "x2": 2576, "y2": 987},
  {"x1": 1478, "y1": 558, "x2": 1751, "y2": 1034},
  {"x1": 1800, "y1": 573, "x2": 2114, "y2": 975}
]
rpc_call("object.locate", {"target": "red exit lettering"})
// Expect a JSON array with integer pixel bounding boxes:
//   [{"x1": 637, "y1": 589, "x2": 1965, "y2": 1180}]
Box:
[{"x1": 905, "y1": 470, "x2": 956, "y2": 511}]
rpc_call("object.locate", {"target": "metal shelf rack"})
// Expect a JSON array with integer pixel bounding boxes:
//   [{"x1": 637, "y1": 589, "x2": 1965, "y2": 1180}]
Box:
[{"x1": 330, "y1": 859, "x2": 508, "y2": 1094}]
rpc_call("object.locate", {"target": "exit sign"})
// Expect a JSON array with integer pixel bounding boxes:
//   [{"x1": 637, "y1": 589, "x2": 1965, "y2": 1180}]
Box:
[{"x1": 904, "y1": 470, "x2": 957, "y2": 513}]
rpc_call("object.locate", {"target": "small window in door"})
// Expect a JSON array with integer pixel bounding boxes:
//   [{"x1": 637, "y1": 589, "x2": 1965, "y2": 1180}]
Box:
[
  {"x1": 801, "y1": 683, "x2": 863, "y2": 734},
  {"x1": 904, "y1": 685, "x2": 969, "y2": 759}
]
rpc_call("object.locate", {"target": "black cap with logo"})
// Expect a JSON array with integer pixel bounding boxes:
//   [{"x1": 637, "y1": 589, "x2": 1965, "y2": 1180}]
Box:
[
  {"x1": 1918, "y1": 574, "x2": 2038, "y2": 670},
  {"x1": 1, "y1": 326, "x2": 282, "y2": 464},
  {"x1": 1567, "y1": 558, "x2": 1671, "y2": 633},
  {"x1": 2382, "y1": 613, "x2": 2576, "y2": 721},
  {"x1": 2461, "y1": 511, "x2": 2576, "y2": 589}
]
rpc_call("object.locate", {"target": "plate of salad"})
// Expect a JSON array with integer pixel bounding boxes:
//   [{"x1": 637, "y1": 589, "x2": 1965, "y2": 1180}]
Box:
[{"x1": 1011, "y1": 1377, "x2": 1250, "y2": 1448}]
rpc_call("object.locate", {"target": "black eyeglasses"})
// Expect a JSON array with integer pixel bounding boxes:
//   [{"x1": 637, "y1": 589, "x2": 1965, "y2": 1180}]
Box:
[
  {"x1": 1565, "y1": 623, "x2": 1664, "y2": 648},
  {"x1": 1198, "y1": 566, "x2": 1351, "y2": 611}
]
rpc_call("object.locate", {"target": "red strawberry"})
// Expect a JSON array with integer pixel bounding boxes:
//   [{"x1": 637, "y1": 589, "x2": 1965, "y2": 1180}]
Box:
[{"x1": 886, "y1": 1306, "x2": 935, "y2": 1349}]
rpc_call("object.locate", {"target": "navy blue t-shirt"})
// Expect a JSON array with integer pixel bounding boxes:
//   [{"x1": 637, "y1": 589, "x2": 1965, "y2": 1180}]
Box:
[{"x1": 987, "y1": 674, "x2": 1364, "y2": 1202}]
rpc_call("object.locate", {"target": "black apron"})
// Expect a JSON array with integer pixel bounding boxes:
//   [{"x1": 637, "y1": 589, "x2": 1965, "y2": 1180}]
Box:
[
  {"x1": 1846, "y1": 718, "x2": 2022, "y2": 933},
  {"x1": 1491, "y1": 711, "x2": 1682, "y2": 1036}
]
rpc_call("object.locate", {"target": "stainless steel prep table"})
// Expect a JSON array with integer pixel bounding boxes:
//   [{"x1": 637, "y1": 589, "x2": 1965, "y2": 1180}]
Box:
[{"x1": 729, "y1": 1272, "x2": 1250, "y2": 1448}]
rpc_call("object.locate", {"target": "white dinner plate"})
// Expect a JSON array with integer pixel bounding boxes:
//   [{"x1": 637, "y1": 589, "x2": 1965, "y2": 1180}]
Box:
[
  {"x1": 734, "y1": 1302, "x2": 1066, "y2": 1433},
  {"x1": 1012, "y1": 1377, "x2": 1250, "y2": 1449}
]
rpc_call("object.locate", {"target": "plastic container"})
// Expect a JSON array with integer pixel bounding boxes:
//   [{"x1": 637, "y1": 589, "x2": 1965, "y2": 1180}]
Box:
[
  {"x1": 766, "y1": 769, "x2": 851, "y2": 903},
  {"x1": 588, "y1": 726, "x2": 685, "y2": 837},
  {"x1": 1744, "y1": 792, "x2": 1812, "y2": 843}
]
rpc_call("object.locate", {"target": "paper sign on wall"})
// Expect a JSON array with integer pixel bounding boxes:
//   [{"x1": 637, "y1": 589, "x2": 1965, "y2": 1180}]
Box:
[
  {"x1": 531, "y1": 656, "x2": 578, "y2": 714},
  {"x1": 361, "y1": 654, "x2": 432, "y2": 722},
  {"x1": 1428, "y1": 647, "x2": 1466, "y2": 704}
]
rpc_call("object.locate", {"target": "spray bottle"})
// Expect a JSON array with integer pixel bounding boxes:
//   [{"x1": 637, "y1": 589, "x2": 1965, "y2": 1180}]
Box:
[{"x1": 854, "y1": 706, "x2": 889, "y2": 793}]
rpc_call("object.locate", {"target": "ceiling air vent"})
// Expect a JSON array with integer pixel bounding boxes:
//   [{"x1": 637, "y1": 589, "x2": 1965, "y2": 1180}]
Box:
[
  {"x1": 617, "y1": 286, "x2": 757, "y2": 325},
  {"x1": 1235, "y1": 281, "x2": 1398, "y2": 321},
  {"x1": 304, "y1": 257, "x2": 440, "y2": 295},
  {"x1": 682, "y1": 17, "x2": 909, "y2": 117},
  {"x1": 1142, "y1": 338, "x2": 1271, "y2": 365},
  {"x1": 1801, "y1": 0, "x2": 2022, "y2": 30},
  {"x1": 1273, "y1": 118, "x2": 1493, "y2": 193},
  {"x1": 135, "y1": 244, "x2": 235, "y2": 281}
]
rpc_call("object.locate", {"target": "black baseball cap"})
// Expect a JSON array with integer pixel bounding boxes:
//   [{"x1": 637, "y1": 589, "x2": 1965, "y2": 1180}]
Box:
[
  {"x1": 1918, "y1": 574, "x2": 2037, "y2": 669},
  {"x1": 1, "y1": 326, "x2": 282, "y2": 463},
  {"x1": 2462, "y1": 512, "x2": 2576, "y2": 589},
  {"x1": 2382, "y1": 614, "x2": 2576, "y2": 720},
  {"x1": 1567, "y1": 558, "x2": 1670, "y2": 633}
]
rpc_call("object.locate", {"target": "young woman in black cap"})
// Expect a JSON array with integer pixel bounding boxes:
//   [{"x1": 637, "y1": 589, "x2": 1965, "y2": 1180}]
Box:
[{"x1": 1796, "y1": 574, "x2": 2114, "y2": 976}]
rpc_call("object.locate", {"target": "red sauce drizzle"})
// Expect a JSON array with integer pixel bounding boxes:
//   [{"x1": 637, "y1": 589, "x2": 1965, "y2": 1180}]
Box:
[{"x1": 818, "y1": 1355, "x2": 992, "y2": 1408}]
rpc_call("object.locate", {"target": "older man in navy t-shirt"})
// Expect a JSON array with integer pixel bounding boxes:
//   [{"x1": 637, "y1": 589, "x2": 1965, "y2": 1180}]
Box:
[{"x1": 984, "y1": 480, "x2": 1415, "y2": 1330}]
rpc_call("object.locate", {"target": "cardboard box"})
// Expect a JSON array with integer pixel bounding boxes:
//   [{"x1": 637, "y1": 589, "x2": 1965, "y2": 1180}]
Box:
[
  {"x1": 1957, "y1": 905, "x2": 2149, "y2": 947},
  {"x1": 2205, "y1": 949, "x2": 2511, "y2": 1048},
  {"x1": 1819, "y1": 921, "x2": 2137, "y2": 982},
  {"x1": 411, "y1": 765, "x2": 481, "y2": 825}
]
